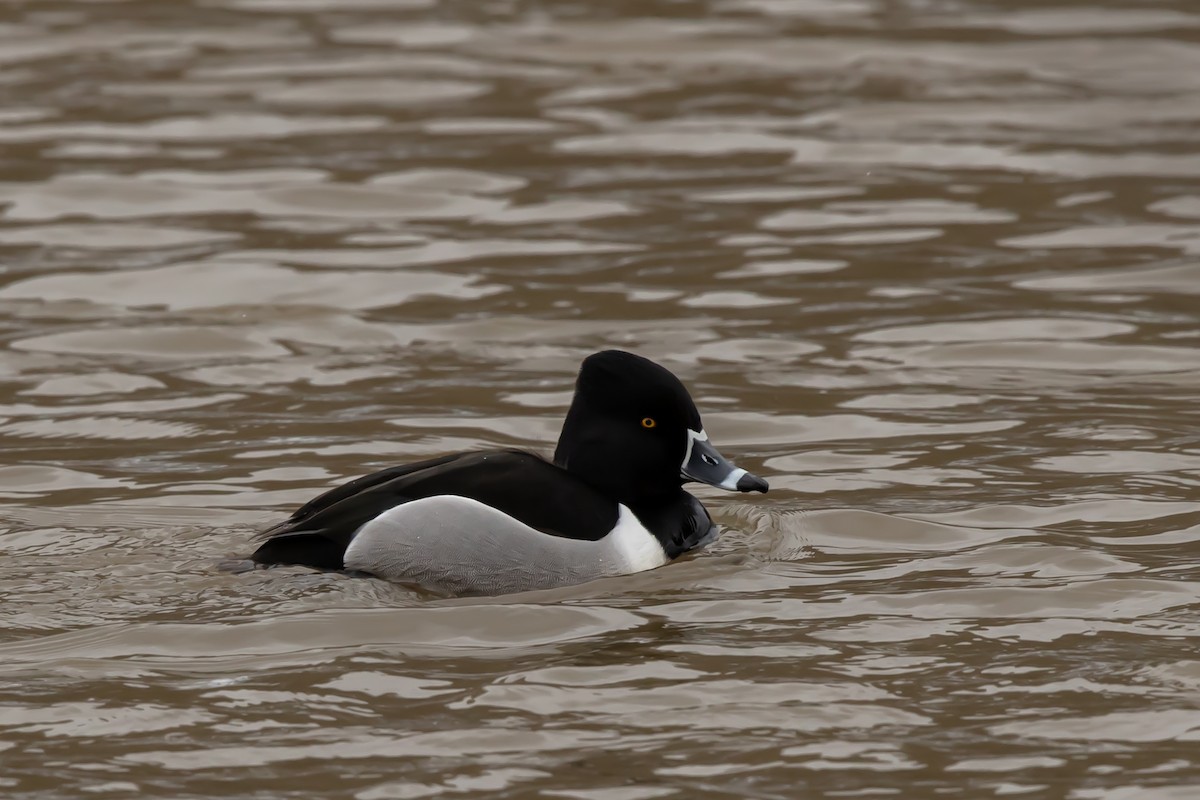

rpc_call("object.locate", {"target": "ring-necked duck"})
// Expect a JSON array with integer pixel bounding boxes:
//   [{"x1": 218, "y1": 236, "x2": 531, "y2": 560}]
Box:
[{"x1": 251, "y1": 350, "x2": 768, "y2": 595}]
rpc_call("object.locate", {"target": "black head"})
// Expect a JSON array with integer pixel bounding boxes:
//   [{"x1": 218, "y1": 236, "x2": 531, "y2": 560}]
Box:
[{"x1": 553, "y1": 350, "x2": 769, "y2": 506}]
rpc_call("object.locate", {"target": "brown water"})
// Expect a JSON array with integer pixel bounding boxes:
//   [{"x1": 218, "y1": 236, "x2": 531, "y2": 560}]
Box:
[{"x1": 2, "y1": 0, "x2": 1200, "y2": 797}]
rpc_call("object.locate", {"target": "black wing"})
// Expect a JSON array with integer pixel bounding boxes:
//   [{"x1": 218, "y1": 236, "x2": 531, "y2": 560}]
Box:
[{"x1": 250, "y1": 449, "x2": 619, "y2": 570}]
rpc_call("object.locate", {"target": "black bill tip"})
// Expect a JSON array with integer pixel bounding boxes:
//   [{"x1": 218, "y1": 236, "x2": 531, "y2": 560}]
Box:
[{"x1": 736, "y1": 473, "x2": 769, "y2": 493}]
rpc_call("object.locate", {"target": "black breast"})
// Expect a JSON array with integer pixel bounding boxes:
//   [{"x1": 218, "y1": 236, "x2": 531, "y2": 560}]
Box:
[{"x1": 631, "y1": 491, "x2": 716, "y2": 560}]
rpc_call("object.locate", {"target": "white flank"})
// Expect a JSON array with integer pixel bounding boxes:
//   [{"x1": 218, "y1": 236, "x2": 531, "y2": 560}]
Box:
[
  {"x1": 609, "y1": 503, "x2": 669, "y2": 573},
  {"x1": 343, "y1": 495, "x2": 669, "y2": 588}
]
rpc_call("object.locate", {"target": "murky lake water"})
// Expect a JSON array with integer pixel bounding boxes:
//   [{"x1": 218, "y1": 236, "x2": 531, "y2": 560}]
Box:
[{"x1": 2, "y1": 0, "x2": 1199, "y2": 797}]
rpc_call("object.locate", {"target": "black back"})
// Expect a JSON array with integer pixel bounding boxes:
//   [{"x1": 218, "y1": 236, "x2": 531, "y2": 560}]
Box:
[{"x1": 252, "y1": 450, "x2": 622, "y2": 569}]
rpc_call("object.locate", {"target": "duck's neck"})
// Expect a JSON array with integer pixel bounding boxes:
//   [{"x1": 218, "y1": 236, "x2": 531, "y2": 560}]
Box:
[
  {"x1": 555, "y1": 428, "x2": 674, "y2": 509},
  {"x1": 551, "y1": 397, "x2": 588, "y2": 469}
]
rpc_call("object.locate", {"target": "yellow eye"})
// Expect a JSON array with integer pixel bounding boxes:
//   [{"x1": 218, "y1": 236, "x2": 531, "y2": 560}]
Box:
[{"x1": 641, "y1": 417, "x2": 657, "y2": 429}]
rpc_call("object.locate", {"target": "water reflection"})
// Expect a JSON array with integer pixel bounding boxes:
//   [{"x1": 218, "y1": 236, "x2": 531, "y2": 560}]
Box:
[{"x1": 2, "y1": 0, "x2": 1200, "y2": 798}]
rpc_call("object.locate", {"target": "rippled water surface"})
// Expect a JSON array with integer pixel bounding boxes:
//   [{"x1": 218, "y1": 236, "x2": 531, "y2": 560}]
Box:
[{"x1": 2, "y1": 0, "x2": 1200, "y2": 797}]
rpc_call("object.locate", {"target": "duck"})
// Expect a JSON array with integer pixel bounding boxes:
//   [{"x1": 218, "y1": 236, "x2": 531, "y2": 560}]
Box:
[{"x1": 250, "y1": 349, "x2": 768, "y2": 595}]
